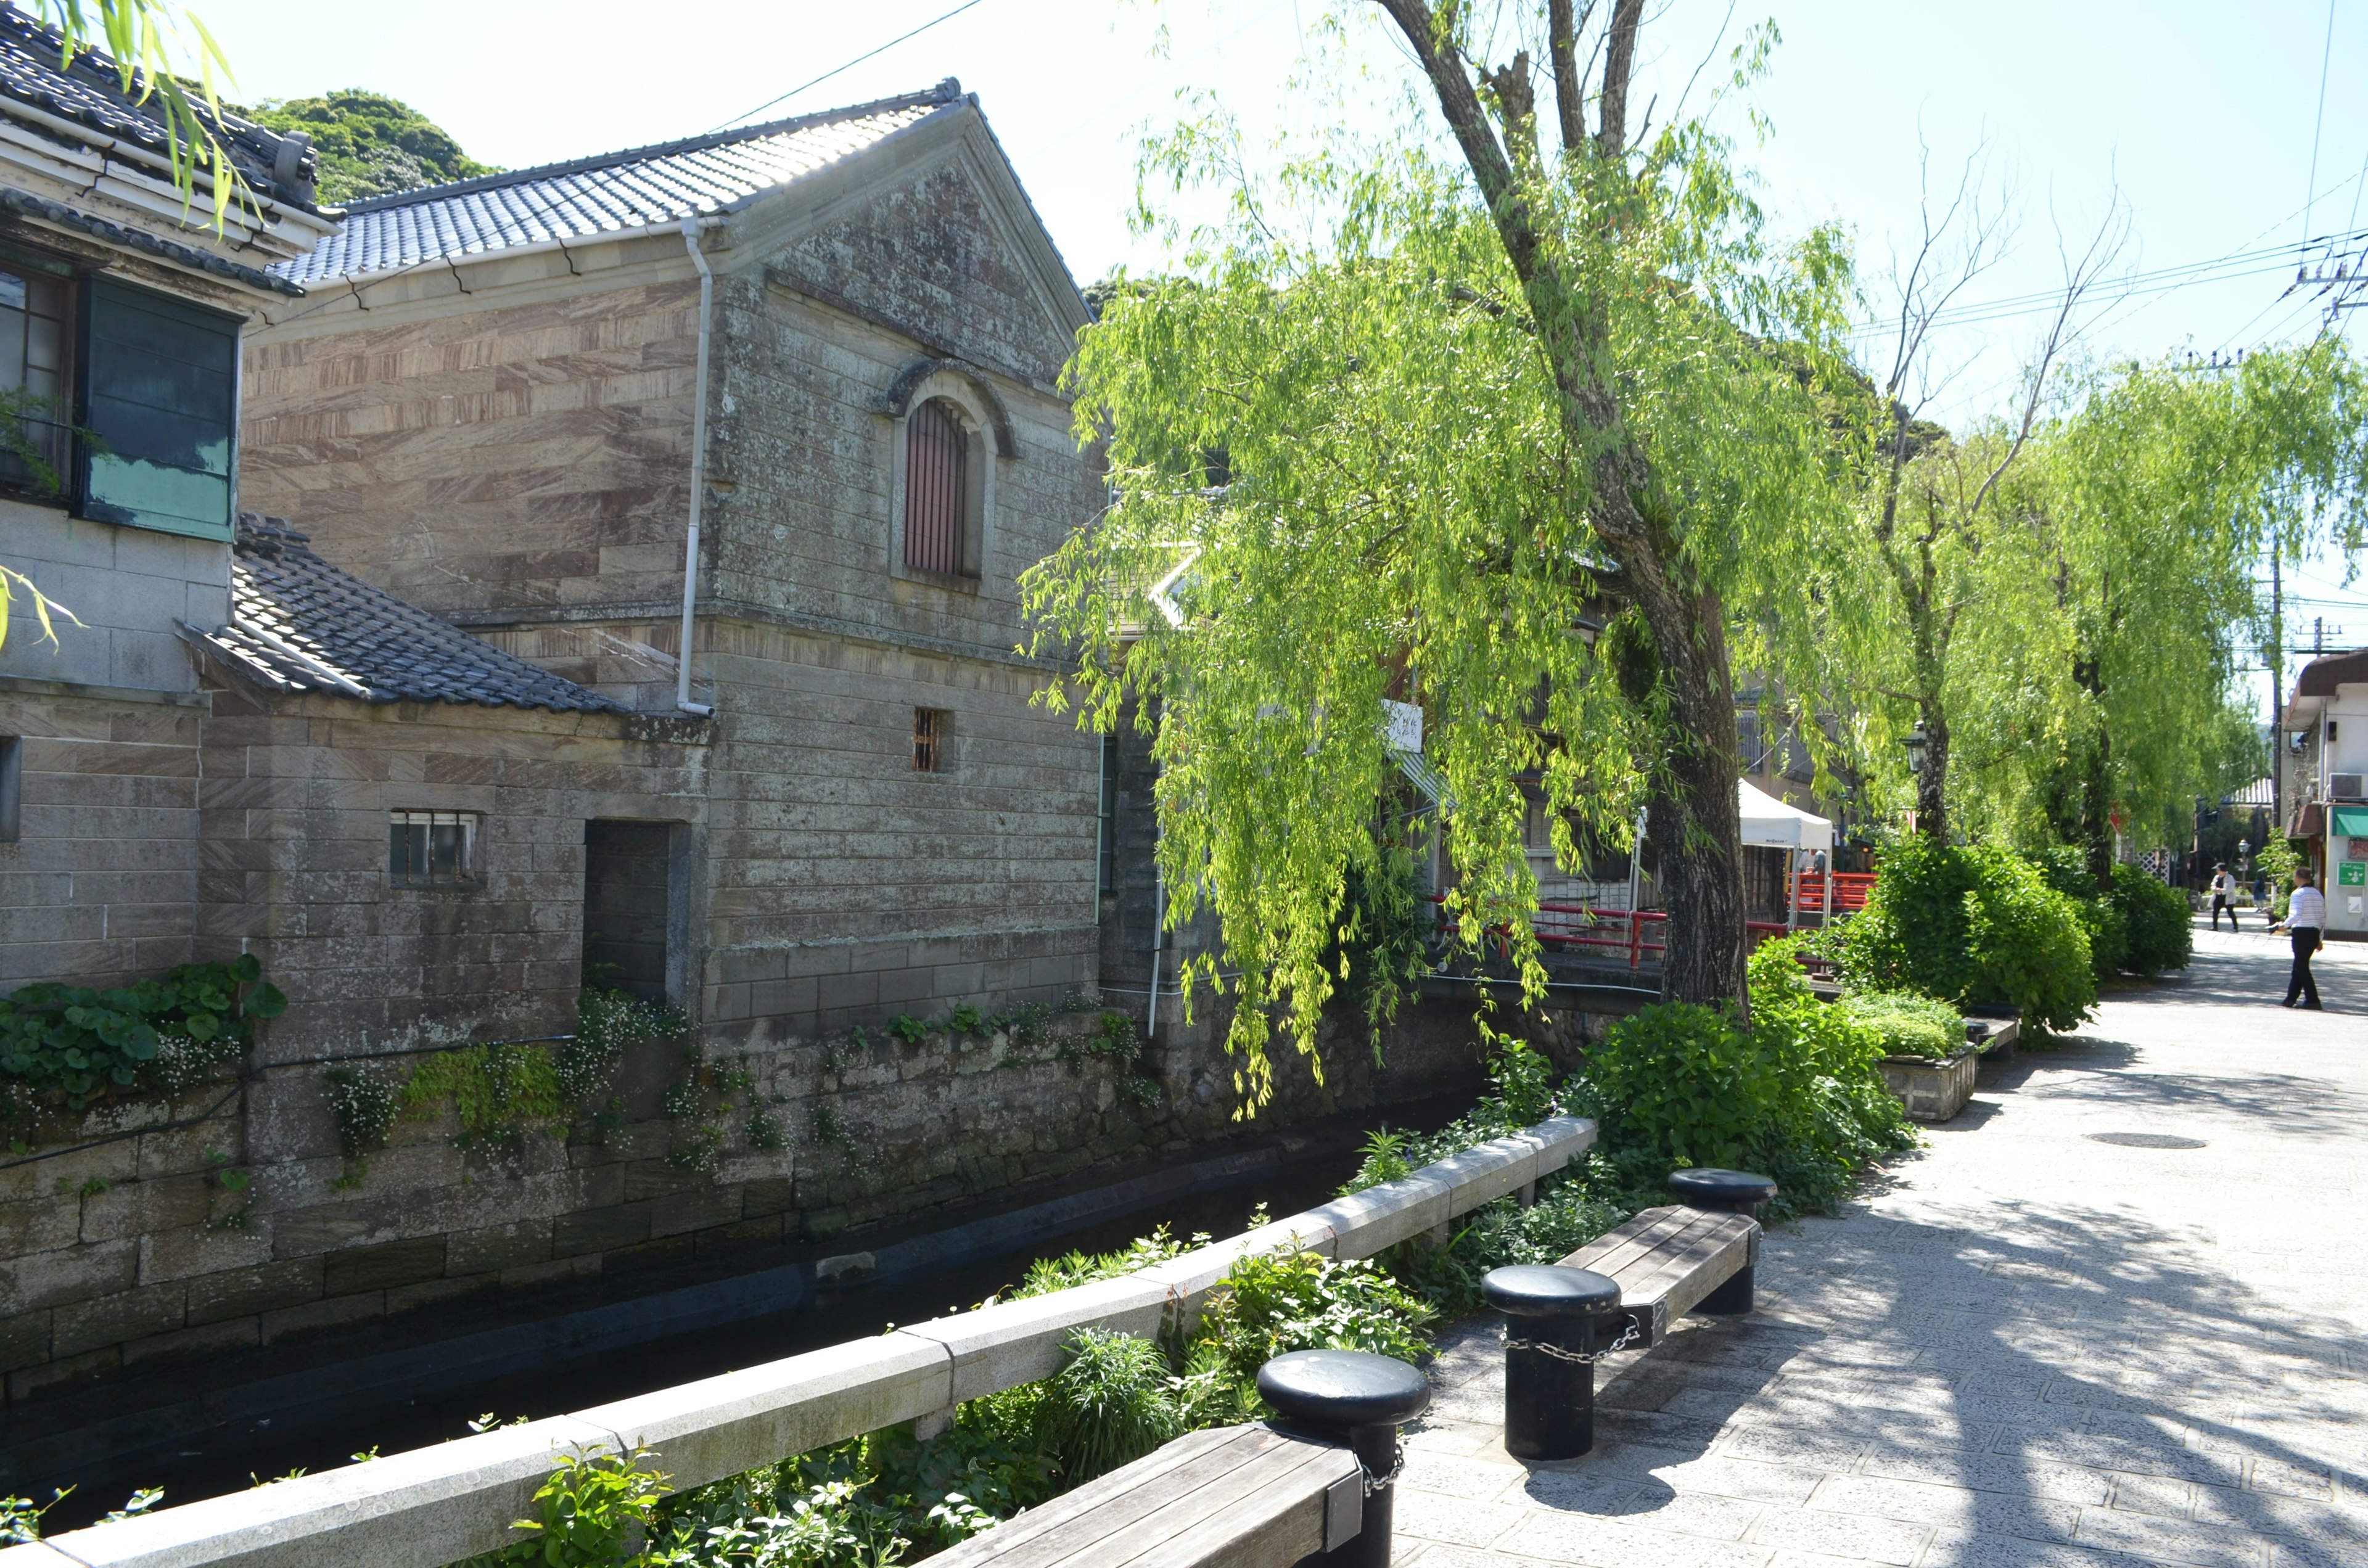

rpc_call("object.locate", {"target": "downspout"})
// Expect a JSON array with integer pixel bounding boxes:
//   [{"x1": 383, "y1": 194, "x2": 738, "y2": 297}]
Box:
[
  {"x1": 676, "y1": 214, "x2": 718, "y2": 717},
  {"x1": 1145, "y1": 817, "x2": 1166, "y2": 1043}
]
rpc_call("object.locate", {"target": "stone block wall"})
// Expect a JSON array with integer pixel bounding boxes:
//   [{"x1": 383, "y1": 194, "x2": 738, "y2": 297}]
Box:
[
  {"x1": 0, "y1": 995, "x2": 1489, "y2": 1409},
  {"x1": 0, "y1": 679, "x2": 208, "y2": 990},
  {"x1": 194, "y1": 681, "x2": 711, "y2": 1054},
  {"x1": 0, "y1": 502, "x2": 229, "y2": 694}
]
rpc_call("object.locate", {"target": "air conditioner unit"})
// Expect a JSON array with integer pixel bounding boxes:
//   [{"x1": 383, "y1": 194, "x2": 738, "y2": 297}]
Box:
[{"x1": 2334, "y1": 773, "x2": 2367, "y2": 802}]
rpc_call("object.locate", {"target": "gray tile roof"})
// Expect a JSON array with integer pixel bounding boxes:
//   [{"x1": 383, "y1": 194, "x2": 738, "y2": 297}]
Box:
[
  {"x1": 203, "y1": 515, "x2": 625, "y2": 713},
  {"x1": 274, "y1": 82, "x2": 962, "y2": 287},
  {"x1": 0, "y1": 3, "x2": 319, "y2": 208}
]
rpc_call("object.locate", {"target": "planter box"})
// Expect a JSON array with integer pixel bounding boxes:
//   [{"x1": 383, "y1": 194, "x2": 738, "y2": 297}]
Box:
[{"x1": 1880, "y1": 1046, "x2": 1979, "y2": 1123}]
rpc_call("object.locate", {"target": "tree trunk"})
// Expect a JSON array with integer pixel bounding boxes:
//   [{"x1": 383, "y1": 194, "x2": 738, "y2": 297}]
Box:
[
  {"x1": 1374, "y1": 0, "x2": 1751, "y2": 1014},
  {"x1": 1915, "y1": 704, "x2": 1950, "y2": 842}
]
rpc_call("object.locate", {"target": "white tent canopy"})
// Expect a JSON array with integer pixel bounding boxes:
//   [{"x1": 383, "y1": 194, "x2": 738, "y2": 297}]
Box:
[{"x1": 1738, "y1": 778, "x2": 1833, "y2": 852}]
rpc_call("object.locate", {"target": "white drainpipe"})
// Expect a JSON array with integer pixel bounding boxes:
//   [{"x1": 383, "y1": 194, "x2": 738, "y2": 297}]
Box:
[{"x1": 676, "y1": 215, "x2": 718, "y2": 717}]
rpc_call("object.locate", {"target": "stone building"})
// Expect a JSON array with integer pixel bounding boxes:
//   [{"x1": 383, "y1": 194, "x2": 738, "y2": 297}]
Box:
[
  {"x1": 237, "y1": 80, "x2": 1108, "y2": 1047},
  {"x1": 0, "y1": 6, "x2": 332, "y2": 990}
]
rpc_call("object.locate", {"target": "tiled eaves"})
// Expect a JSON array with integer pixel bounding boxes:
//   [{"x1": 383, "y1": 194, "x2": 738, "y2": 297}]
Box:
[{"x1": 204, "y1": 514, "x2": 627, "y2": 715}]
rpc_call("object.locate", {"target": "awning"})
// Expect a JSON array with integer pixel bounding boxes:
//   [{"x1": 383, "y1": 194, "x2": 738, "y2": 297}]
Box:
[
  {"x1": 1738, "y1": 778, "x2": 1832, "y2": 852},
  {"x1": 1394, "y1": 747, "x2": 1453, "y2": 810},
  {"x1": 2332, "y1": 805, "x2": 2368, "y2": 837}
]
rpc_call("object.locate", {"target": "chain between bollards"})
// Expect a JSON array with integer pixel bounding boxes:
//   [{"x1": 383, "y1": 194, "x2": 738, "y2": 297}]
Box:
[{"x1": 1500, "y1": 1317, "x2": 1638, "y2": 1365}]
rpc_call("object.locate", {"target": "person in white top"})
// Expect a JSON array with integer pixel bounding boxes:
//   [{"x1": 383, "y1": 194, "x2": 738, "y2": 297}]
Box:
[
  {"x1": 2208, "y1": 863, "x2": 2239, "y2": 931},
  {"x1": 2284, "y1": 868, "x2": 2326, "y2": 1011}
]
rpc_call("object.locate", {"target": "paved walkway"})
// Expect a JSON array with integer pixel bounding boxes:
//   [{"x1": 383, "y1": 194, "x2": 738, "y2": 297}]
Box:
[{"x1": 1397, "y1": 923, "x2": 2367, "y2": 1568}]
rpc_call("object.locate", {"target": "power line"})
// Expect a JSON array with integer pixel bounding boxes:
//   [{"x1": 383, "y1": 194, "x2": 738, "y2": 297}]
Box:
[
  {"x1": 2302, "y1": 0, "x2": 2338, "y2": 247},
  {"x1": 707, "y1": 0, "x2": 989, "y2": 135}
]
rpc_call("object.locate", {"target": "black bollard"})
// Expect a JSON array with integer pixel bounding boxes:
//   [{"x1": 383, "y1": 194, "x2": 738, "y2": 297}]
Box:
[
  {"x1": 1480, "y1": 1265, "x2": 1624, "y2": 1461},
  {"x1": 1667, "y1": 1167, "x2": 1777, "y2": 1315},
  {"x1": 1256, "y1": 1348, "x2": 1430, "y2": 1567}
]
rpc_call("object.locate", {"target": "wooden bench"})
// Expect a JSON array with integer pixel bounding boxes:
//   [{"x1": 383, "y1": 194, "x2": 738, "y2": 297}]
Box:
[
  {"x1": 1558, "y1": 1202, "x2": 1762, "y2": 1345},
  {"x1": 930, "y1": 1421, "x2": 1363, "y2": 1568}
]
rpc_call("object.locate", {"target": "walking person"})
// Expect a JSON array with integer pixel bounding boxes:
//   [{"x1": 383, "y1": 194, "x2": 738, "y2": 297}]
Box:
[
  {"x1": 2284, "y1": 868, "x2": 2325, "y2": 1010},
  {"x1": 2208, "y1": 863, "x2": 2240, "y2": 932}
]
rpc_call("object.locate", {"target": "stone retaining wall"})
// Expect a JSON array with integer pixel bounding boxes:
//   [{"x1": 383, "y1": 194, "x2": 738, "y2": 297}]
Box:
[
  {"x1": 0, "y1": 995, "x2": 1487, "y2": 1414},
  {"x1": 0, "y1": 1115, "x2": 1597, "y2": 1568}
]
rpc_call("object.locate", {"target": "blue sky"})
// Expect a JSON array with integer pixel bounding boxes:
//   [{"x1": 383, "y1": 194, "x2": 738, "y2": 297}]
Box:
[{"x1": 190, "y1": 0, "x2": 2367, "y2": 710}]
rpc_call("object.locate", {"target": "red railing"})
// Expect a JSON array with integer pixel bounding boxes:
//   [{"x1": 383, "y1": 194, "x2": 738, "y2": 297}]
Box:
[
  {"x1": 1434, "y1": 897, "x2": 1806, "y2": 972},
  {"x1": 1792, "y1": 871, "x2": 1875, "y2": 914}
]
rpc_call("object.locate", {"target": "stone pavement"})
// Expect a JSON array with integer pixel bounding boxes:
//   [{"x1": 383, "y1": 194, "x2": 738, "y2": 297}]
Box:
[{"x1": 1394, "y1": 923, "x2": 2367, "y2": 1568}]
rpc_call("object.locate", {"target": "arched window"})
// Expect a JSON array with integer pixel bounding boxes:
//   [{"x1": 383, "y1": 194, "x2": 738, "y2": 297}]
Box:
[{"x1": 903, "y1": 398, "x2": 975, "y2": 577}]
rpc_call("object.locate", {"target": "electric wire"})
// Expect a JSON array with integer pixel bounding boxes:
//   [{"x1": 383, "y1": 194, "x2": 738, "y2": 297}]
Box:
[{"x1": 706, "y1": 0, "x2": 990, "y2": 135}]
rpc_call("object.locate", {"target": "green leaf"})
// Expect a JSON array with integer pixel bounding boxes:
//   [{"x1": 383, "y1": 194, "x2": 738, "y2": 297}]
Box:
[
  {"x1": 183, "y1": 1013, "x2": 220, "y2": 1043},
  {"x1": 232, "y1": 954, "x2": 261, "y2": 985},
  {"x1": 246, "y1": 983, "x2": 288, "y2": 1019}
]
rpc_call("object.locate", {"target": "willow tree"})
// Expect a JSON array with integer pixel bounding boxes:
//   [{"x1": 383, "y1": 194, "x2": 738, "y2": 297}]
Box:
[
  {"x1": 1025, "y1": 7, "x2": 1856, "y2": 1103},
  {"x1": 1952, "y1": 341, "x2": 2368, "y2": 871}
]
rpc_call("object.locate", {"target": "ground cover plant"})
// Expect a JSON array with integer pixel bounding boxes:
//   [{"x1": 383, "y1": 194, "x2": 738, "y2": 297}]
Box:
[
  {"x1": 0, "y1": 956, "x2": 285, "y2": 1122},
  {"x1": 1838, "y1": 992, "x2": 1965, "y2": 1060}
]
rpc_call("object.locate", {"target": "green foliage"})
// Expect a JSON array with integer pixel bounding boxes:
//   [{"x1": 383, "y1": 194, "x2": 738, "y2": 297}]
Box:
[
  {"x1": 1936, "y1": 342, "x2": 2367, "y2": 852},
  {"x1": 565, "y1": 989, "x2": 684, "y2": 1110},
  {"x1": 403, "y1": 1042, "x2": 568, "y2": 1162},
  {"x1": 455, "y1": 1448, "x2": 668, "y2": 1567},
  {"x1": 1008, "y1": 1225, "x2": 1199, "y2": 1301},
  {"x1": 1030, "y1": 1329, "x2": 1182, "y2": 1484},
  {"x1": 2258, "y1": 835, "x2": 2302, "y2": 921},
  {"x1": 1837, "y1": 993, "x2": 1963, "y2": 1061},
  {"x1": 1325, "y1": 844, "x2": 1435, "y2": 1051},
  {"x1": 2025, "y1": 847, "x2": 2126, "y2": 981},
  {"x1": 0, "y1": 955, "x2": 282, "y2": 1117},
  {"x1": 2109, "y1": 864, "x2": 2192, "y2": 977},
  {"x1": 660, "y1": 1048, "x2": 757, "y2": 1174},
  {"x1": 1192, "y1": 1250, "x2": 1433, "y2": 1394},
  {"x1": 1023, "y1": 38, "x2": 1862, "y2": 1099},
  {"x1": 243, "y1": 89, "x2": 497, "y2": 203},
  {"x1": 1570, "y1": 1002, "x2": 1777, "y2": 1174},
  {"x1": 885, "y1": 1016, "x2": 927, "y2": 1047},
  {"x1": 1568, "y1": 981, "x2": 1913, "y2": 1220},
  {"x1": 1836, "y1": 838, "x2": 2095, "y2": 1032},
  {"x1": 1370, "y1": 1183, "x2": 1631, "y2": 1314},
  {"x1": 1339, "y1": 1037, "x2": 1561, "y2": 1196}
]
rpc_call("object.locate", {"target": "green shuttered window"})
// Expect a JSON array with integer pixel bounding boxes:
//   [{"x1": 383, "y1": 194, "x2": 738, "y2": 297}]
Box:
[{"x1": 74, "y1": 277, "x2": 239, "y2": 541}]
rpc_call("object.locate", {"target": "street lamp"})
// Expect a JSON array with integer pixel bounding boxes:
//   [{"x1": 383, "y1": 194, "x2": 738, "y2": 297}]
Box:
[{"x1": 1902, "y1": 721, "x2": 1930, "y2": 775}]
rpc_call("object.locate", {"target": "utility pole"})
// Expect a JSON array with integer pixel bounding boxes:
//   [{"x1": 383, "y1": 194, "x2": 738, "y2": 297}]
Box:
[{"x1": 2271, "y1": 552, "x2": 2283, "y2": 846}]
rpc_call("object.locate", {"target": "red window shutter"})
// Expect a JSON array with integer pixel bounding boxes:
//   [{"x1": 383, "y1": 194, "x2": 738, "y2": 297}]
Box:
[{"x1": 903, "y1": 401, "x2": 966, "y2": 574}]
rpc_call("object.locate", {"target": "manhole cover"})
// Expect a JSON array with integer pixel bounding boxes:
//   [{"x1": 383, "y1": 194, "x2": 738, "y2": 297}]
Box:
[{"x1": 2086, "y1": 1132, "x2": 2208, "y2": 1149}]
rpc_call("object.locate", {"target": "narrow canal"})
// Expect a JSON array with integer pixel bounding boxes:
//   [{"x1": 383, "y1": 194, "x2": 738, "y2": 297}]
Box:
[{"x1": 27, "y1": 1094, "x2": 1471, "y2": 1529}]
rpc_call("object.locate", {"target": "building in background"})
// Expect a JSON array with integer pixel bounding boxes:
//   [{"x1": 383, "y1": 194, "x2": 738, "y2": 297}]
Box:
[
  {"x1": 237, "y1": 80, "x2": 1108, "y2": 1049},
  {"x1": 2282, "y1": 646, "x2": 2368, "y2": 939}
]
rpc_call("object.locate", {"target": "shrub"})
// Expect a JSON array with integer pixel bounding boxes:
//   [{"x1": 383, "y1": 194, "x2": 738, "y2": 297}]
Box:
[
  {"x1": 1569, "y1": 944, "x2": 1915, "y2": 1220},
  {"x1": 2110, "y1": 864, "x2": 2192, "y2": 976},
  {"x1": 1193, "y1": 1250, "x2": 1433, "y2": 1400},
  {"x1": 1836, "y1": 838, "x2": 2095, "y2": 1032},
  {"x1": 1030, "y1": 1329, "x2": 1180, "y2": 1484},
  {"x1": 1838, "y1": 992, "x2": 1964, "y2": 1060},
  {"x1": 1339, "y1": 1036, "x2": 1558, "y2": 1195},
  {"x1": 1567, "y1": 1002, "x2": 1779, "y2": 1176},
  {"x1": 2025, "y1": 847, "x2": 2124, "y2": 981}
]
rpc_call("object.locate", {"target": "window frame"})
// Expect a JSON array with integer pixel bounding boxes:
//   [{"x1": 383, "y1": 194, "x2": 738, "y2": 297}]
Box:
[
  {"x1": 388, "y1": 810, "x2": 483, "y2": 890},
  {"x1": 0, "y1": 243, "x2": 78, "y2": 506},
  {"x1": 887, "y1": 372, "x2": 996, "y2": 591},
  {"x1": 0, "y1": 734, "x2": 21, "y2": 844},
  {"x1": 72, "y1": 274, "x2": 243, "y2": 542},
  {"x1": 913, "y1": 707, "x2": 947, "y2": 774}
]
